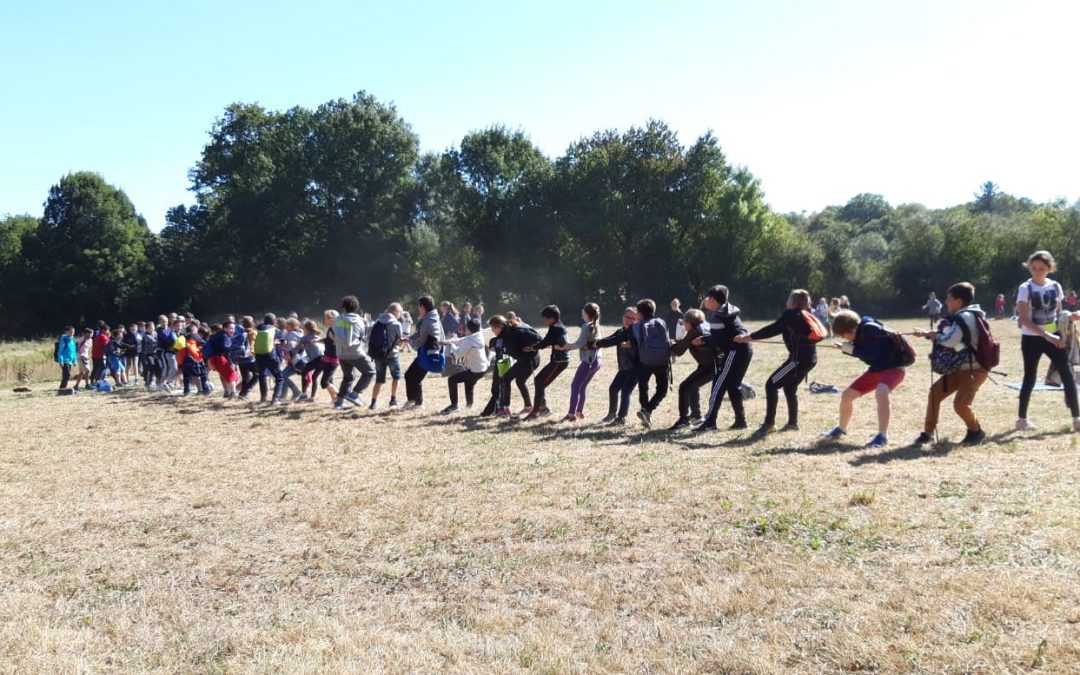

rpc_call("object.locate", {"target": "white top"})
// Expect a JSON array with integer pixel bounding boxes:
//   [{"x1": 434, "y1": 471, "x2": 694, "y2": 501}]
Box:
[
  {"x1": 445, "y1": 331, "x2": 490, "y2": 373},
  {"x1": 1017, "y1": 278, "x2": 1063, "y2": 336}
]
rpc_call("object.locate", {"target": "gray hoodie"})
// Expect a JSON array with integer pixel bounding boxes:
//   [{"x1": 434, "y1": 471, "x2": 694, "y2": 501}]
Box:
[
  {"x1": 409, "y1": 308, "x2": 444, "y2": 352},
  {"x1": 375, "y1": 312, "x2": 403, "y2": 354},
  {"x1": 332, "y1": 312, "x2": 369, "y2": 361}
]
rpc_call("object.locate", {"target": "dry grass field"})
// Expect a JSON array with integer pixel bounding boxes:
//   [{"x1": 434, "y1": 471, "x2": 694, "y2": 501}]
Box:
[{"x1": 0, "y1": 318, "x2": 1077, "y2": 673}]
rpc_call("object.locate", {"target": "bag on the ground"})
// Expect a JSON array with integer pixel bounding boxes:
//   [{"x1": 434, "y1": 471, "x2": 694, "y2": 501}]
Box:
[{"x1": 633, "y1": 318, "x2": 672, "y2": 366}]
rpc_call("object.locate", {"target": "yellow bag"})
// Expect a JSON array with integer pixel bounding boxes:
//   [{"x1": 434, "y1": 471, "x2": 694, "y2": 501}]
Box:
[{"x1": 173, "y1": 334, "x2": 187, "y2": 352}]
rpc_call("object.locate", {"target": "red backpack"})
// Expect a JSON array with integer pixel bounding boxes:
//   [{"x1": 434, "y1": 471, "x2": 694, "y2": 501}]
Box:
[
  {"x1": 801, "y1": 310, "x2": 828, "y2": 343},
  {"x1": 956, "y1": 311, "x2": 1000, "y2": 371}
]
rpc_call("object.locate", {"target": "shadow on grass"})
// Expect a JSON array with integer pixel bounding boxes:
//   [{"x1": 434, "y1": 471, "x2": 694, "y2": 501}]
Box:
[{"x1": 847, "y1": 442, "x2": 956, "y2": 466}]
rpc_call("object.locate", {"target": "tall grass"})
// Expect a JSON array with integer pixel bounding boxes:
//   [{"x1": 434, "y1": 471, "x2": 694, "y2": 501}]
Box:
[{"x1": 0, "y1": 339, "x2": 56, "y2": 385}]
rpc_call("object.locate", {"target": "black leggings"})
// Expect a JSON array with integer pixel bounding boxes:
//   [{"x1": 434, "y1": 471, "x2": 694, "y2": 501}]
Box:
[
  {"x1": 404, "y1": 359, "x2": 428, "y2": 404},
  {"x1": 238, "y1": 361, "x2": 260, "y2": 397},
  {"x1": 500, "y1": 357, "x2": 538, "y2": 408},
  {"x1": 533, "y1": 360, "x2": 569, "y2": 410},
  {"x1": 607, "y1": 369, "x2": 638, "y2": 419},
  {"x1": 764, "y1": 359, "x2": 816, "y2": 427},
  {"x1": 1019, "y1": 334, "x2": 1079, "y2": 418},
  {"x1": 448, "y1": 370, "x2": 485, "y2": 406},
  {"x1": 59, "y1": 364, "x2": 71, "y2": 389},
  {"x1": 678, "y1": 363, "x2": 716, "y2": 419}
]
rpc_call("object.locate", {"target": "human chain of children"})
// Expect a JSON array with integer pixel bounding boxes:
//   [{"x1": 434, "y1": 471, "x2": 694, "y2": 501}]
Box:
[{"x1": 49, "y1": 250, "x2": 1080, "y2": 450}]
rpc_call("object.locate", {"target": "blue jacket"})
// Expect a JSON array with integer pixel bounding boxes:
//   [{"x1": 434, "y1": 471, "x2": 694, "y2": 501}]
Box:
[
  {"x1": 849, "y1": 316, "x2": 899, "y2": 372},
  {"x1": 57, "y1": 334, "x2": 77, "y2": 365},
  {"x1": 207, "y1": 331, "x2": 232, "y2": 358},
  {"x1": 156, "y1": 327, "x2": 176, "y2": 351}
]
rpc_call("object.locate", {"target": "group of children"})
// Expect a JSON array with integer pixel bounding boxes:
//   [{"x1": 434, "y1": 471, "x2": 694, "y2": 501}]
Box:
[{"x1": 53, "y1": 250, "x2": 1080, "y2": 448}]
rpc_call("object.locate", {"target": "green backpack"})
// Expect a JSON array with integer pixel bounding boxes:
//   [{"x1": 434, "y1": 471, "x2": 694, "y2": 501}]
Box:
[{"x1": 254, "y1": 327, "x2": 276, "y2": 355}]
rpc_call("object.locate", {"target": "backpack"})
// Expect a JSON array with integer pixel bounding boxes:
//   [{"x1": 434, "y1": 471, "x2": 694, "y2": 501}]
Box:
[
  {"x1": 867, "y1": 319, "x2": 916, "y2": 368},
  {"x1": 173, "y1": 334, "x2": 187, "y2": 352},
  {"x1": 367, "y1": 321, "x2": 394, "y2": 360},
  {"x1": 955, "y1": 311, "x2": 1001, "y2": 371},
  {"x1": 254, "y1": 327, "x2": 276, "y2": 355},
  {"x1": 800, "y1": 310, "x2": 828, "y2": 343},
  {"x1": 633, "y1": 318, "x2": 672, "y2": 367},
  {"x1": 53, "y1": 339, "x2": 61, "y2": 363}
]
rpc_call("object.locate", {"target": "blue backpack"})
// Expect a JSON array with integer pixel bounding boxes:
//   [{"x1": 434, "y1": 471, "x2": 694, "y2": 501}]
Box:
[
  {"x1": 417, "y1": 346, "x2": 446, "y2": 373},
  {"x1": 633, "y1": 318, "x2": 672, "y2": 367}
]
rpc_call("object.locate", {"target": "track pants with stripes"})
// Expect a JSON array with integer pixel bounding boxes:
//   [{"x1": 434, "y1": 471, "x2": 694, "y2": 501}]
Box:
[
  {"x1": 532, "y1": 360, "x2": 569, "y2": 411},
  {"x1": 763, "y1": 358, "x2": 816, "y2": 427},
  {"x1": 703, "y1": 346, "x2": 752, "y2": 426}
]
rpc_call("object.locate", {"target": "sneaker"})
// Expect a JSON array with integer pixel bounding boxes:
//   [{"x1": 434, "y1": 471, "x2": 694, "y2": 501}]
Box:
[
  {"x1": 517, "y1": 407, "x2": 534, "y2": 417},
  {"x1": 913, "y1": 432, "x2": 933, "y2": 446},
  {"x1": 440, "y1": 404, "x2": 459, "y2": 415},
  {"x1": 239, "y1": 393, "x2": 249, "y2": 401},
  {"x1": 1074, "y1": 418, "x2": 1080, "y2": 433},
  {"x1": 822, "y1": 426, "x2": 847, "y2": 440},
  {"x1": 728, "y1": 419, "x2": 748, "y2": 431},
  {"x1": 695, "y1": 422, "x2": 718, "y2": 433},
  {"x1": 495, "y1": 407, "x2": 512, "y2": 417},
  {"x1": 536, "y1": 407, "x2": 552, "y2": 418},
  {"x1": 611, "y1": 416, "x2": 627, "y2": 426},
  {"x1": 637, "y1": 409, "x2": 652, "y2": 428},
  {"x1": 271, "y1": 399, "x2": 283, "y2": 406},
  {"x1": 333, "y1": 401, "x2": 345, "y2": 410},
  {"x1": 962, "y1": 428, "x2": 986, "y2": 446},
  {"x1": 600, "y1": 414, "x2": 616, "y2": 424},
  {"x1": 403, "y1": 401, "x2": 421, "y2": 411},
  {"x1": 344, "y1": 392, "x2": 362, "y2": 407},
  {"x1": 575, "y1": 412, "x2": 585, "y2": 420},
  {"x1": 296, "y1": 394, "x2": 308, "y2": 402},
  {"x1": 369, "y1": 400, "x2": 378, "y2": 411},
  {"x1": 1015, "y1": 418, "x2": 1036, "y2": 431},
  {"x1": 865, "y1": 433, "x2": 888, "y2": 449},
  {"x1": 562, "y1": 414, "x2": 578, "y2": 423},
  {"x1": 669, "y1": 417, "x2": 691, "y2": 431},
  {"x1": 780, "y1": 423, "x2": 799, "y2": 432},
  {"x1": 388, "y1": 398, "x2": 400, "y2": 408},
  {"x1": 523, "y1": 411, "x2": 540, "y2": 421},
  {"x1": 688, "y1": 416, "x2": 704, "y2": 427}
]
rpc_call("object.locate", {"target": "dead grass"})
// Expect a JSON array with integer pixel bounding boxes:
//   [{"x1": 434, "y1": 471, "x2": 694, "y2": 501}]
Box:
[
  {"x1": 0, "y1": 339, "x2": 53, "y2": 385},
  {"x1": 1, "y1": 319, "x2": 1078, "y2": 673}
]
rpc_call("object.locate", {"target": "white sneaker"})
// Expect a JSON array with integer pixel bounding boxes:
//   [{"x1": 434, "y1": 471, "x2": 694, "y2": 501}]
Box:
[
  {"x1": 1015, "y1": 418, "x2": 1036, "y2": 431},
  {"x1": 402, "y1": 401, "x2": 421, "y2": 411}
]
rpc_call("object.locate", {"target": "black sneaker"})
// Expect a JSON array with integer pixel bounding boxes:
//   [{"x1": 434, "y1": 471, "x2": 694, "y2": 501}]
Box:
[
  {"x1": 669, "y1": 417, "x2": 691, "y2": 431},
  {"x1": 780, "y1": 423, "x2": 799, "y2": 432},
  {"x1": 750, "y1": 424, "x2": 774, "y2": 440},
  {"x1": 961, "y1": 428, "x2": 986, "y2": 446},
  {"x1": 913, "y1": 432, "x2": 933, "y2": 446},
  {"x1": 637, "y1": 409, "x2": 652, "y2": 428},
  {"x1": 612, "y1": 416, "x2": 627, "y2": 426},
  {"x1": 695, "y1": 422, "x2": 718, "y2": 433},
  {"x1": 440, "y1": 404, "x2": 459, "y2": 415},
  {"x1": 728, "y1": 419, "x2": 748, "y2": 431}
]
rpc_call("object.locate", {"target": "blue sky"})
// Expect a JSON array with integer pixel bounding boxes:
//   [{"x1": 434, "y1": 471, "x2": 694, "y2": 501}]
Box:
[{"x1": 2, "y1": 0, "x2": 1078, "y2": 230}]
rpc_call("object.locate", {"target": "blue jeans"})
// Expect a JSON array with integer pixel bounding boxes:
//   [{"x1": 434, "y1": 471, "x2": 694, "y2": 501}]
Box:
[{"x1": 255, "y1": 354, "x2": 285, "y2": 401}]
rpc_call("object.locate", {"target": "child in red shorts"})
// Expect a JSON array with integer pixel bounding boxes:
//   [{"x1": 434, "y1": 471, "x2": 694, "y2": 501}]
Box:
[{"x1": 824, "y1": 310, "x2": 911, "y2": 448}]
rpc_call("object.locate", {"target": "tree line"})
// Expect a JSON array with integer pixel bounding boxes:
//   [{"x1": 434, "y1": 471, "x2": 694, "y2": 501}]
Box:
[{"x1": 1, "y1": 91, "x2": 1077, "y2": 337}]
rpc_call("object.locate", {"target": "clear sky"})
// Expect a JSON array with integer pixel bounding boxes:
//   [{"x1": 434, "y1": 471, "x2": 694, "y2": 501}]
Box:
[{"x1": 2, "y1": 0, "x2": 1078, "y2": 230}]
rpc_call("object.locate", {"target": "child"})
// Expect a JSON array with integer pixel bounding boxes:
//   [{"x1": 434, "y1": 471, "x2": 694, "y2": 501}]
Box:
[
  {"x1": 332, "y1": 296, "x2": 377, "y2": 409},
  {"x1": 319, "y1": 310, "x2": 340, "y2": 403},
  {"x1": 296, "y1": 320, "x2": 325, "y2": 401},
  {"x1": 156, "y1": 316, "x2": 178, "y2": 390},
  {"x1": 478, "y1": 322, "x2": 506, "y2": 417},
  {"x1": 696, "y1": 285, "x2": 753, "y2": 432},
  {"x1": 104, "y1": 328, "x2": 126, "y2": 387},
  {"x1": 74, "y1": 328, "x2": 93, "y2": 391},
  {"x1": 441, "y1": 318, "x2": 490, "y2": 413},
  {"x1": 181, "y1": 330, "x2": 210, "y2": 395},
  {"x1": 368, "y1": 303, "x2": 404, "y2": 410},
  {"x1": 556, "y1": 303, "x2": 602, "y2": 422},
  {"x1": 669, "y1": 309, "x2": 715, "y2": 429},
  {"x1": 735, "y1": 289, "x2": 824, "y2": 437},
  {"x1": 825, "y1": 310, "x2": 914, "y2": 448},
  {"x1": 995, "y1": 294, "x2": 1006, "y2": 321},
  {"x1": 487, "y1": 315, "x2": 542, "y2": 416},
  {"x1": 253, "y1": 313, "x2": 286, "y2": 405},
  {"x1": 207, "y1": 322, "x2": 239, "y2": 398},
  {"x1": 91, "y1": 321, "x2": 109, "y2": 385},
  {"x1": 594, "y1": 299, "x2": 669, "y2": 428},
  {"x1": 279, "y1": 317, "x2": 304, "y2": 401},
  {"x1": 403, "y1": 296, "x2": 446, "y2": 410},
  {"x1": 593, "y1": 307, "x2": 639, "y2": 425},
  {"x1": 922, "y1": 292, "x2": 943, "y2": 330},
  {"x1": 912, "y1": 282, "x2": 990, "y2": 445},
  {"x1": 523, "y1": 305, "x2": 569, "y2": 420},
  {"x1": 235, "y1": 316, "x2": 260, "y2": 400},
  {"x1": 814, "y1": 297, "x2": 831, "y2": 337},
  {"x1": 1014, "y1": 250, "x2": 1080, "y2": 431},
  {"x1": 56, "y1": 325, "x2": 77, "y2": 393}
]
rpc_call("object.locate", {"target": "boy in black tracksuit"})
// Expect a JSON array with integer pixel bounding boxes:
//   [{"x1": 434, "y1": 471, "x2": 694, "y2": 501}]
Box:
[
  {"x1": 593, "y1": 306, "x2": 639, "y2": 425},
  {"x1": 696, "y1": 284, "x2": 753, "y2": 432},
  {"x1": 480, "y1": 332, "x2": 505, "y2": 417},
  {"x1": 524, "y1": 305, "x2": 569, "y2": 420},
  {"x1": 736, "y1": 289, "x2": 820, "y2": 437}
]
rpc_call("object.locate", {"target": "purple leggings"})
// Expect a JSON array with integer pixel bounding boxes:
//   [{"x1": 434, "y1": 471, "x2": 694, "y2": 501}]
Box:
[{"x1": 568, "y1": 358, "x2": 602, "y2": 415}]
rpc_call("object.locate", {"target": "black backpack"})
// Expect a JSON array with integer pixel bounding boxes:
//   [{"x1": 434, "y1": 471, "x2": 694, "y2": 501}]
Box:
[
  {"x1": 53, "y1": 339, "x2": 61, "y2": 363},
  {"x1": 368, "y1": 321, "x2": 394, "y2": 359}
]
